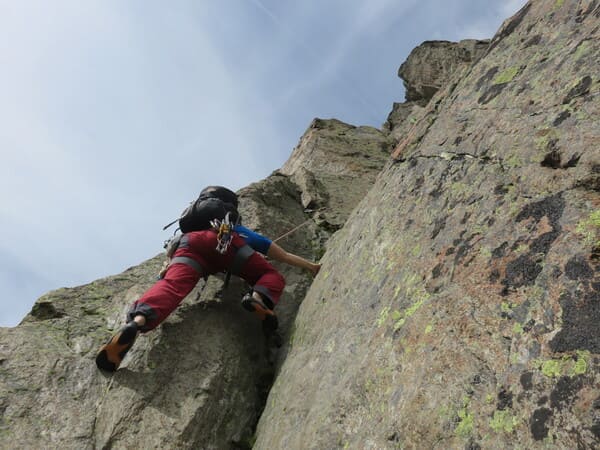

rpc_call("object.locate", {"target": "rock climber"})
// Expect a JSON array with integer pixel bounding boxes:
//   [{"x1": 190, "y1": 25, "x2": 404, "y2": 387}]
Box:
[{"x1": 96, "y1": 220, "x2": 320, "y2": 372}]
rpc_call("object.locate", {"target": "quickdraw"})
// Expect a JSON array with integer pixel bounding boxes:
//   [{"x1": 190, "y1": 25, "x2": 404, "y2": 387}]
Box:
[{"x1": 211, "y1": 212, "x2": 234, "y2": 254}]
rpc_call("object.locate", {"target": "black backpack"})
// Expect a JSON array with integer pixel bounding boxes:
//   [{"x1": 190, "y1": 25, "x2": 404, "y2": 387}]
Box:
[{"x1": 163, "y1": 186, "x2": 241, "y2": 233}]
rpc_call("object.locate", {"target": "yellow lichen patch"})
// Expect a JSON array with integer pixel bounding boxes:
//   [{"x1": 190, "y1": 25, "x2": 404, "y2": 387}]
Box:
[
  {"x1": 534, "y1": 128, "x2": 559, "y2": 151},
  {"x1": 377, "y1": 272, "x2": 431, "y2": 330},
  {"x1": 576, "y1": 210, "x2": 600, "y2": 247},
  {"x1": 325, "y1": 339, "x2": 336, "y2": 354},
  {"x1": 505, "y1": 154, "x2": 522, "y2": 168},
  {"x1": 493, "y1": 67, "x2": 520, "y2": 84},
  {"x1": 411, "y1": 243, "x2": 422, "y2": 257},
  {"x1": 536, "y1": 351, "x2": 590, "y2": 378},
  {"x1": 393, "y1": 298, "x2": 427, "y2": 331},
  {"x1": 490, "y1": 410, "x2": 519, "y2": 433},
  {"x1": 572, "y1": 350, "x2": 590, "y2": 376},
  {"x1": 541, "y1": 359, "x2": 562, "y2": 377},
  {"x1": 377, "y1": 306, "x2": 391, "y2": 327},
  {"x1": 574, "y1": 41, "x2": 589, "y2": 60},
  {"x1": 514, "y1": 244, "x2": 529, "y2": 254},
  {"x1": 450, "y1": 182, "x2": 469, "y2": 197},
  {"x1": 455, "y1": 396, "x2": 474, "y2": 438},
  {"x1": 455, "y1": 408, "x2": 474, "y2": 437}
]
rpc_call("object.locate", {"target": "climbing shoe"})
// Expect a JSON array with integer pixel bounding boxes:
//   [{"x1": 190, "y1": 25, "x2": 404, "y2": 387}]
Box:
[
  {"x1": 95, "y1": 321, "x2": 138, "y2": 372},
  {"x1": 241, "y1": 293, "x2": 275, "y2": 321}
]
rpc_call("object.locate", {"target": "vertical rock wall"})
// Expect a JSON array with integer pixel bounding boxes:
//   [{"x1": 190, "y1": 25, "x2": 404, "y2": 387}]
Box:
[{"x1": 254, "y1": 1, "x2": 600, "y2": 448}]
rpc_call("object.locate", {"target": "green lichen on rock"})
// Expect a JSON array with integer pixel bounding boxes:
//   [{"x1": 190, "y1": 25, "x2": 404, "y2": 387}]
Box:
[
  {"x1": 576, "y1": 210, "x2": 600, "y2": 247},
  {"x1": 541, "y1": 359, "x2": 563, "y2": 377},
  {"x1": 377, "y1": 306, "x2": 391, "y2": 327},
  {"x1": 534, "y1": 128, "x2": 559, "y2": 151},
  {"x1": 537, "y1": 351, "x2": 590, "y2": 378},
  {"x1": 450, "y1": 182, "x2": 469, "y2": 197},
  {"x1": 393, "y1": 298, "x2": 426, "y2": 331},
  {"x1": 574, "y1": 41, "x2": 589, "y2": 60},
  {"x1": 490, "y1": 410, "x2": 519, "y2": 433},
  {"x1": 455, "y1": 397, "x2": 474, "y2": 437},
  {"x1": 493, "y1": 67, "x2": 520, "y2": 84},
  {"x1": 504, "y1": 154, "x2": 522, "y2": 168},
  {"x1": 514, "y1": 244, "x2": 529, "y2": 254},
  {"x1": 479, "y1": 246, "x2": 492, "y2": 259},
  {"x1": 571, "y1": 350, "x2": 590, "y2": 376},
  {"x1": 410, "y1": 243, "x2": 422, "y2": 257},
  {"x1": 377, "y1": 272, "x2": 431, "y2": 331}
]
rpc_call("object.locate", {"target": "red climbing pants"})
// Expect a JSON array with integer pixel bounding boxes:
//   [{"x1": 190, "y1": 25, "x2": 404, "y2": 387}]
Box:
[{"x1": 127, "y1": 230, "x2": 285, "y2": 331}]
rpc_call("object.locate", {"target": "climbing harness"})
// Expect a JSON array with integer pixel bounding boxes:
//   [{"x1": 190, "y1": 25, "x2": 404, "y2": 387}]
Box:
[{"x1": 160, "y1": 213, "x2": 255, "y2": 289}]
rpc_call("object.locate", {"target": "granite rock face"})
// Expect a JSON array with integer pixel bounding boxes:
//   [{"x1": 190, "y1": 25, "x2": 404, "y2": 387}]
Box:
[
  {"x1": 0, "y1": 116, "x2": 386, "y2": 449},
  {"x1": 399, "y1": 39, "x2": 490, "y2": 103},
  {"x1": 384, "y1": 39, "x2": 489, "y2": 142},
  {"x1": 281, "y1": 118, "x2": 392, "y2": 230},
  {"x1": 255, "y1": 1, "x2": 600, "y2": 449}
]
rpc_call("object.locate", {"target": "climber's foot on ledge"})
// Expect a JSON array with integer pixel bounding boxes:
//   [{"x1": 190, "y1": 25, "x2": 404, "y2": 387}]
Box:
[
  {"x1": 95, "y1": 321, "x2": 138, "y2": 372},
  {"x1": 241, "y1": 293, "x2": 274, "y2": 321}
]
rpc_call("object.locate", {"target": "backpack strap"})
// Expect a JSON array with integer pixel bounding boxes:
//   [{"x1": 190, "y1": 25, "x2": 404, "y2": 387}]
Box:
[{"x1": 162, "y1": 217, "x2": 180, "y2": 231}]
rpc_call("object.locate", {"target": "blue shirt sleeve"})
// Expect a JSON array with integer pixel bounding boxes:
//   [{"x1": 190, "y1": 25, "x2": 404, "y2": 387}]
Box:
[{"x1": 234, "y1": 225, "x2": 272, "y2": 255}]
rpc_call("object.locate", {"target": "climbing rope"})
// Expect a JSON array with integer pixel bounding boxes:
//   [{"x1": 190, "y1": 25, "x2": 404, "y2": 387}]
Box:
[
  {"x1": 273, "y1": 218, "x2": 313, "y2": 243},
  {"x1": 272, "y1": 207, "x2": 327, "y2": 242}
]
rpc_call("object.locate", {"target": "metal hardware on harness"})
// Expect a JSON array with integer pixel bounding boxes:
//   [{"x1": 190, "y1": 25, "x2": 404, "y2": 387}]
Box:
[{"x1": 211, "y1": 212, "x2": 234, "y2": 254}]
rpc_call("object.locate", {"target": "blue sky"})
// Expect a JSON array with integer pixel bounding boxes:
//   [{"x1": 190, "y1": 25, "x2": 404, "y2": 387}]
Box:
[{"x1": 0, "y1": 0, "x2": 527, "y2": 326}]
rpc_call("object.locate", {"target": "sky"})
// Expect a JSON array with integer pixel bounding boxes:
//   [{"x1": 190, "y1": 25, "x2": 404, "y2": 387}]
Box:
[{"x1": 0, "y1": 0, "x2": 528, "y2": 327}]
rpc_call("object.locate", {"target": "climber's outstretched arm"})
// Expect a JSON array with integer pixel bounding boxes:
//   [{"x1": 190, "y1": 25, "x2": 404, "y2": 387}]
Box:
[{"x1": 266, "y1": 242, "x2": 321, "y2": 276}]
